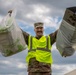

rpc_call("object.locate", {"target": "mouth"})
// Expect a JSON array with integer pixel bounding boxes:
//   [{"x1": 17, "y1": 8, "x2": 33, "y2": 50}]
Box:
[
  {"x1": 37, "y1": 31, "x2": 42, "y2": 33},
  {"x1": 37, "y1": 32, "x2": 42, "y2": 34}
]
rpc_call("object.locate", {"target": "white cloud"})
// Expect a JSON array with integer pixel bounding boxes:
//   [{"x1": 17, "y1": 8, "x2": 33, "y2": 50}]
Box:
[
  {"x1": 52, "y1": 64, "x2": 76, "y2": 75},
  {"x1": 0, "y1": 16, "x2": 2, "y2": 22},
  {"x1": 33, "y1": 4, "x2": 50, "y2": 14},
  {"x1": 0, "y1": 60, "x2": 11, "y2": 65},
  {"x1": 25, "y1": 4, "x2": 61, "y2": 29},
  {"x1": 52, "y1": 44, "x2": 57, "y2": 51},
  {"x1": 17, "y1": 62, "x2": 27, "y2": 69}
]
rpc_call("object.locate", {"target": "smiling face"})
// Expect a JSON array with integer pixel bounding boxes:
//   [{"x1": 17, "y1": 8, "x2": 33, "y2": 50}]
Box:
[{"x1": 34, "y1": 26, "x2": 44, "y2": 37}]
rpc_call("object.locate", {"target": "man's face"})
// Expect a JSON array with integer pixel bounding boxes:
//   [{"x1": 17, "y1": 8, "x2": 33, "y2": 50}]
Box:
[{"x1": 34, "y1": 27, "x2": 44, "y2": 37}]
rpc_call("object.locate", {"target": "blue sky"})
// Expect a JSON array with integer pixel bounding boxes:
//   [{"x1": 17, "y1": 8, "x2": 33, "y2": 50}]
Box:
[{"x1": 0, "y1": 0, "x2": 76, "y2": 75}]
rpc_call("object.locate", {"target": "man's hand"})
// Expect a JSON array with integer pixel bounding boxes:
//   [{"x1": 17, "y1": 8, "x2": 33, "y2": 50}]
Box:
[
  {"x1": 8, "y1": 10, "x2": 12, "y2": 13},
  {"x1": 62, "y1": 51, "x2": 67, "y2": 57},
  {"x1": 8, "y1": 10, "x2": 12, "y2": 16}
]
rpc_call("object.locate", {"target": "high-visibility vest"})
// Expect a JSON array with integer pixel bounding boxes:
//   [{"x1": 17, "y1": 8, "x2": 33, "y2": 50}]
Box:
[{"x1": 26, "y1": 35, "x2": 53, "y2": 64}]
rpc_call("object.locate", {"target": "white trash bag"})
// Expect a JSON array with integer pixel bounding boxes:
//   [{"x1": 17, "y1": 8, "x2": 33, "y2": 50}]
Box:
[
  {"x1": 0, "y1": 10, "x2": 26, "y2": 57},
  {"x1": 56, "y1": 7, "x2": 76, "y2": 57}
]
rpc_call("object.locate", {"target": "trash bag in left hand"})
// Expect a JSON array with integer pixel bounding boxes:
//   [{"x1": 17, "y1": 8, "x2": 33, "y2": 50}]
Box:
[{"x1": 0, "y1": 10, "x2": 26, "y2": 57}]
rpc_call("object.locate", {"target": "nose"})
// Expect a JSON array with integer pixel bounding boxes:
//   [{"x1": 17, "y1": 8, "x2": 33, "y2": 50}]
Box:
[{"x1": 38, "y1": 28, "x2": 41, "y2": 31}]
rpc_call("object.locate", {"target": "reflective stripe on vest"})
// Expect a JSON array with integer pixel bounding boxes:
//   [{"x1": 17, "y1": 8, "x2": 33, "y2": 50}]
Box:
[{"x1": 28, "y1": 36, "x2": 51, "y2": 52}]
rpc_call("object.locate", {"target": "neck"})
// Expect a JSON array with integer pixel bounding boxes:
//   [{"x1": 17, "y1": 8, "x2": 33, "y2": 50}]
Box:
[{"x1": 36, "y1": 35, "x2": 43, "y2": 39}]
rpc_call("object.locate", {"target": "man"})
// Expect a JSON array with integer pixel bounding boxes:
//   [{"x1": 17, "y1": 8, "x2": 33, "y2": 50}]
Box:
[
  {"x1": 22, "y1": 22, "x2": 58, "y2": 75},
  {"x1": 8, "y1": 10, "x2": 58, "y2": 75}
]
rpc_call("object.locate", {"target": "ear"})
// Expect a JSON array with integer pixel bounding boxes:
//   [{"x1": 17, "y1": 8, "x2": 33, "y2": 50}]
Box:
[
  {"x1": 34, "y1": 28, "x2": 35, "y2": 31},
  {"x1": 43, "y1": 27, "x2": 44, "y2": 31}
]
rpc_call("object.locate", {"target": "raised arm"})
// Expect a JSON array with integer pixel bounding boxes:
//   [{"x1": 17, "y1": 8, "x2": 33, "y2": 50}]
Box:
[
  {"x1": 21, "y1": 29, "x2": 29, "y2": 45},
  {"x1": 49, "y1": 30, "x2": 58, "y2": 45}
]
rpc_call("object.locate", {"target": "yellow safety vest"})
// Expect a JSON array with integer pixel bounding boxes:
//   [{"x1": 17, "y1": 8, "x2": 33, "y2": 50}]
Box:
[{"x1": 26, "y1": 35, "x2": 53, "y2": 64}]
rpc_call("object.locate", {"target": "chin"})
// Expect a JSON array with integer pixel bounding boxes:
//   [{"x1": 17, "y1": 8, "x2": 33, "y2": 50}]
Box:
[{"x1": 38, "y1": 34, "x2": 43, "y2": 37}]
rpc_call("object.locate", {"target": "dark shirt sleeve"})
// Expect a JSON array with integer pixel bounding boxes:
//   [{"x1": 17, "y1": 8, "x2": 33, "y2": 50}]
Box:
[
  {"x1": 21, "y1": 29, "x2": 29, "y2": 45},
  {"x1": 49, "y1": 30, "x2": 58, "y2": 45}
]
